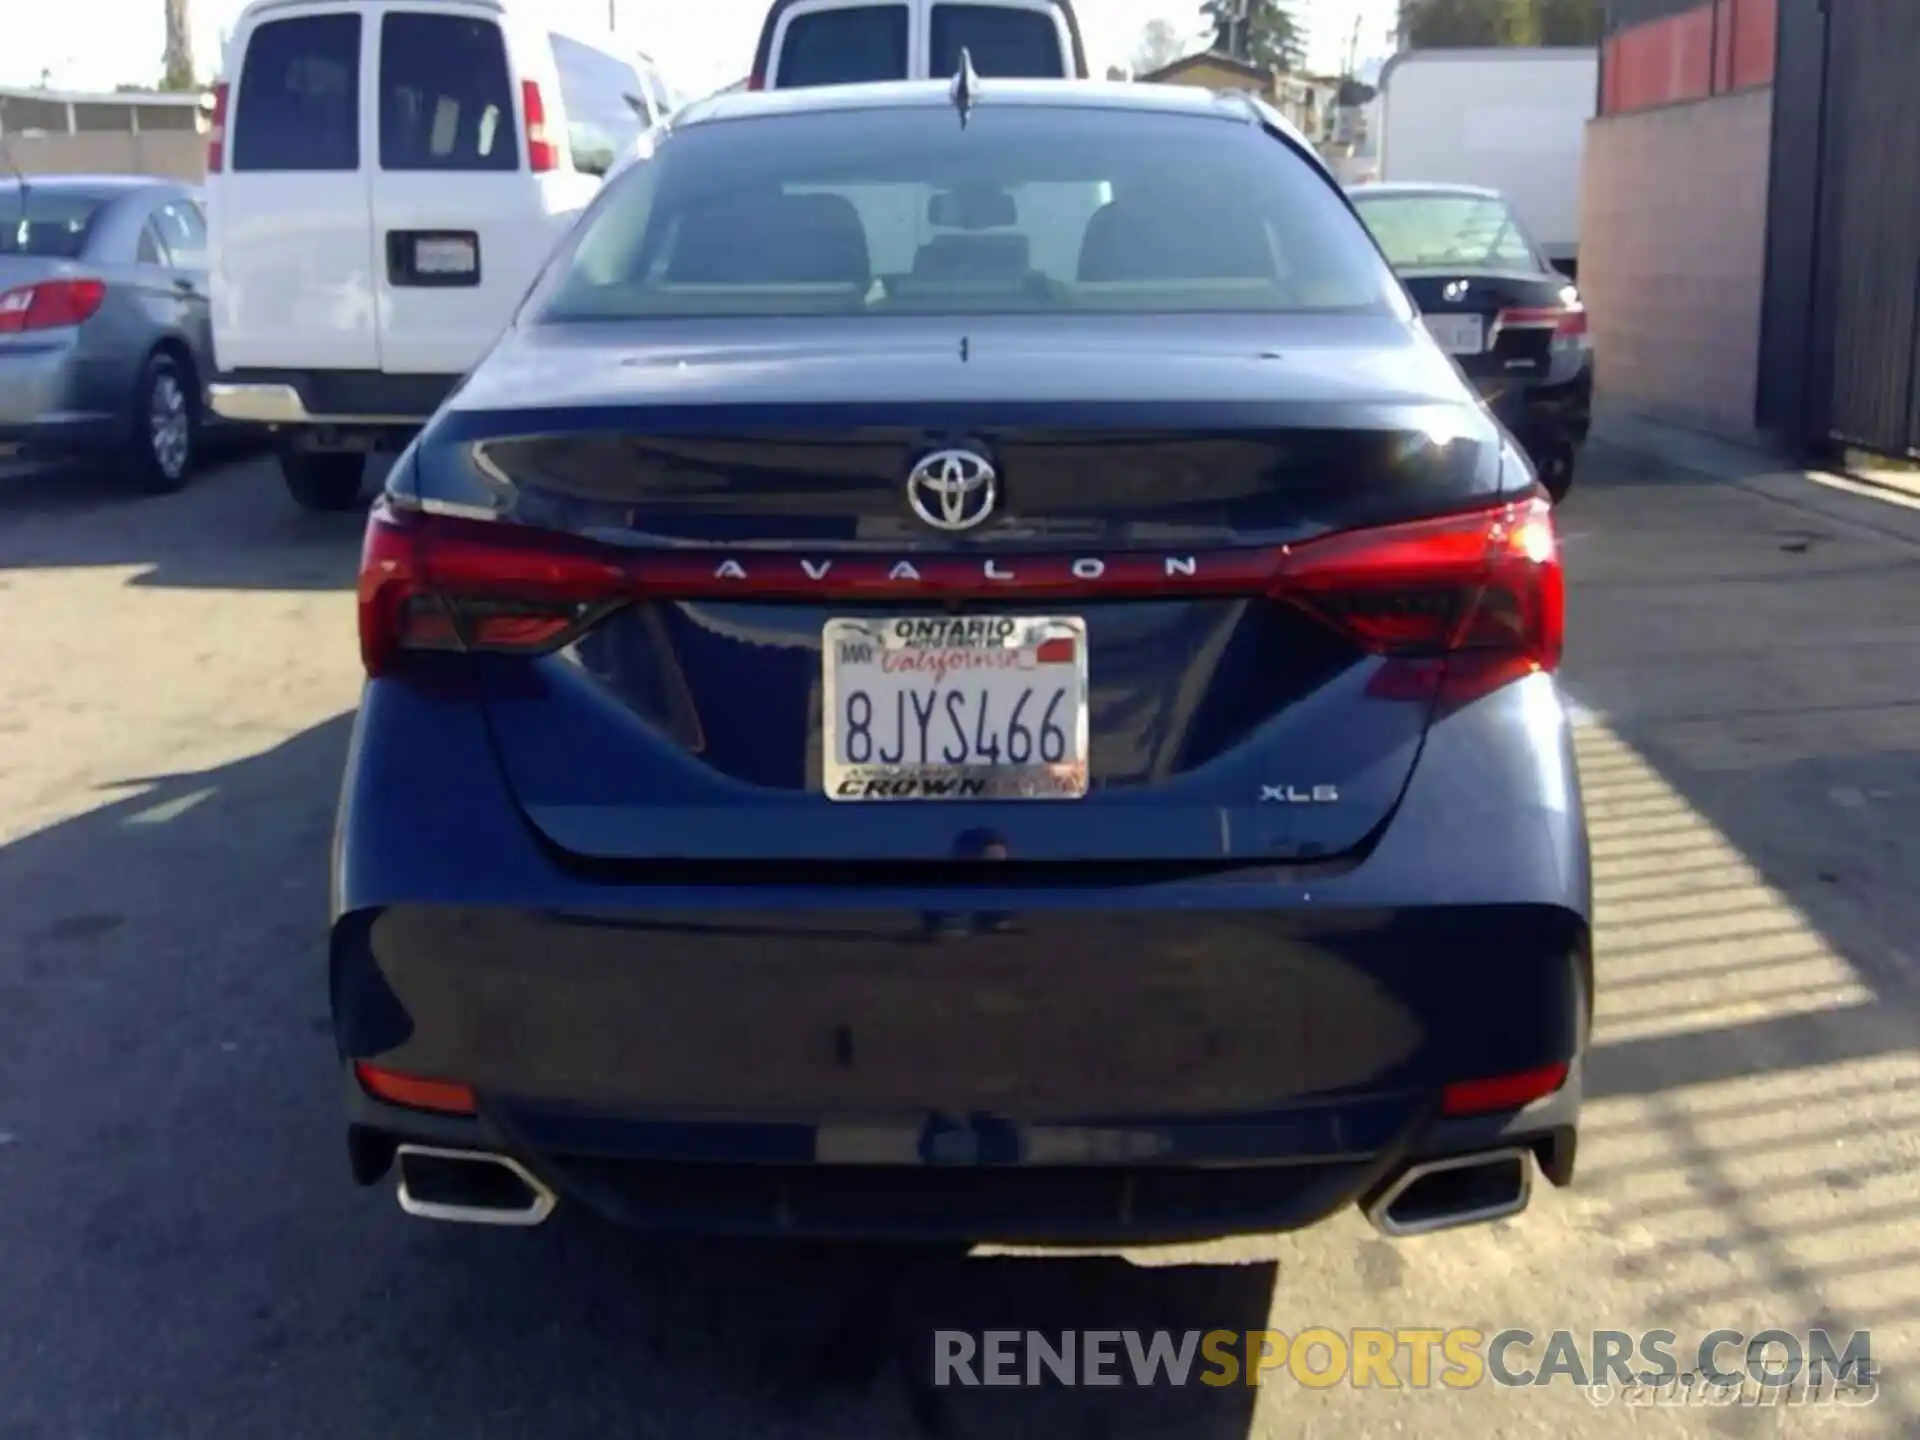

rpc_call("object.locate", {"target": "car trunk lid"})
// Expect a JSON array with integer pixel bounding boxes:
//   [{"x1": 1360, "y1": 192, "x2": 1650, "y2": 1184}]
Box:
[
  {"x1": 375, "y1": 316, "x2": 1558, "y2": 866},
  {"x1": 1401, "y1": 268, "x2": 1587, "y2": 384}
]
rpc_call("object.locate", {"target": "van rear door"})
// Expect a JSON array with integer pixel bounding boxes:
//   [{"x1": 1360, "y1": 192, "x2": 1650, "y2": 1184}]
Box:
[
  {"x1": 927, "y1": 1, "x2": 1079, "y2": 77},
  {"x1": 210, "y1": 6, "x2": 381, "y2": 373},
  {"x1": 365, "y1": 4, "x2": 567, "y2": 376},
  {"x1": 760, "y1": 2, "x2": 913, "y2": 87}
]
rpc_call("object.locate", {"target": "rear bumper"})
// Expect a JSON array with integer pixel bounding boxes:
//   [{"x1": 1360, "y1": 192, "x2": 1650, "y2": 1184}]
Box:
[
  {"x1": 332, "y1": 671, "x2": 1591, "y2": 1242},
  {"x1": 209, "y1": 368, "x2": 459, "y2": 443},
  {"x1": 0, "y1": 344, "x2": 121, "y2": 455},
  {"x1": 0, "y1": 413, "x2": 122, "y2": 459},
  {"x1": 1477, "y1": 365, "x2": 1594, "y2": 454},
  {"x1": 346, "y1": 1068, "x2": 1581, "y2": 1244}
]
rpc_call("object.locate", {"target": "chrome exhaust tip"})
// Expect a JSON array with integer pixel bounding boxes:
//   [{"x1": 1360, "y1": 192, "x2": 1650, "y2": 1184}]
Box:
[
  {"x1": 1363, "y1": 1147, "x2": 1532, "y2": 1239},
  {"x1": 394, "y1": 1144, "x2": 556, "y2": 1227}
]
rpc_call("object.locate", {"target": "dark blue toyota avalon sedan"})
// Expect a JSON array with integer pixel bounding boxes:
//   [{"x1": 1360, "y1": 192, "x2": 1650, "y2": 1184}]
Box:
[{"x1": 333, "y1": 76, "x2": 1591, "y2": 1244}]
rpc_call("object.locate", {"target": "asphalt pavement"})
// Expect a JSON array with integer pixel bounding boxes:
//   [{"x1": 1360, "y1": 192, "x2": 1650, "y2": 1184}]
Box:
[{"x1": 1, "y1": 443, "x2": 1917, "y2": 1438}]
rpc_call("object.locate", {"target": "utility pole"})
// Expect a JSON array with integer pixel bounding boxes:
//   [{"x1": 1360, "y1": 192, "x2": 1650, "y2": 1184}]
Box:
[{"x1": 163, "y1": 0, "x2": 195, "y2": 90}]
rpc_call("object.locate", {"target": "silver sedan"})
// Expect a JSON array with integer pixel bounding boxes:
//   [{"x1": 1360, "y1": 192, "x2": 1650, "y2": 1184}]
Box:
[{"x1": 0, "y1": 174, "x2": 235, "y2": 492}]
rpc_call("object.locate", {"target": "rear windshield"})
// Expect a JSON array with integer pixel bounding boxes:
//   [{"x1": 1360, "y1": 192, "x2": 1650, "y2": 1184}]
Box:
[
  {"x1": 232, "y1": 13, "x2": 360, "y2": 172},
  {"x1": 538, "y1": 106, "x2": 1394, "y2": 320},
  {"x1": 930, "y1": 5, "x2": 1067, "y2": 78},
  {"x1": 0, "y1": 191, "x2": 107, "y2": 257},
  {"x1": 379, "y1": 12, "x2": 519, "y2": 172},
  {"x1": 773, "y1": 6, "x2": 910, "y2": 87},
  {"x1": 1350, "y1": 192, "x2": 1543, "y2": 272}
]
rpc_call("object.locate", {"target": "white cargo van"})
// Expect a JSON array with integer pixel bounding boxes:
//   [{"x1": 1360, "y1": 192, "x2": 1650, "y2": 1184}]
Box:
[
  {"x1": 1375, "y1": 47, "x2": 1597, "y2": 279},
  {"x1": 749, "y1": 0, "x2": 1089, "y2": 88},
  {"x1": 205, "y1": 0, "x2": 674, "y2": 510}
]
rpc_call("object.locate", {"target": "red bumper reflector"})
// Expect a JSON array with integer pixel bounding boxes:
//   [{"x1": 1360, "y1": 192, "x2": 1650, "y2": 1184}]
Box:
[
  {"x1": 1442, "y1": 1062, "x2": 1569, "y2": 1117},
  {"x1": 354, "y1": 1062, "x2": 477, "y2": 1115}
]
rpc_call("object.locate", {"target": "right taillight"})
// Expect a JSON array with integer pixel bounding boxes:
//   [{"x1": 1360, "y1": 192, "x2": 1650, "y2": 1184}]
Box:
[
  {"x1": 0, "y1": 277, "x2": 107, "y2": 334},
  {"x1": 1273, "y1": 497, "x2": 1563, "y2": 673},
  {"x1": 522, "y1": 79, "x2": 558, "y2": 172},
  {"x1": 1494, "y1": 288, "x2": 1590, "y2": 353},
  {"x1": 746, "y1": 71, "x2": 765, "y2": 91},
  {"x1": 358, "y1": 501, "x2": 628, "y2": 677},
  {"x1": 206, "y1": 81, "x2": 229, "y2": 172}
]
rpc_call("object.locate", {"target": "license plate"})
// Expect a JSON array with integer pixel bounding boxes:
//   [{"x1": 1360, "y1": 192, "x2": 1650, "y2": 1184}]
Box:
[
  {"x1": 414, "y1": 236, "x2": 477, "y2": 276},
  {"x1": 822, "y1": 615, "x2": 1089, "y2": 801},
  {"x1": 1424, "y1": 313, "x2": 1486, "y2": 356}
]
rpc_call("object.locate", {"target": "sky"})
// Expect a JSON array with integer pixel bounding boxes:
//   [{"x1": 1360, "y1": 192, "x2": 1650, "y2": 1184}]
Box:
[{"x1": 1, "y1": 0, "x2": 1399, "y2": 97}]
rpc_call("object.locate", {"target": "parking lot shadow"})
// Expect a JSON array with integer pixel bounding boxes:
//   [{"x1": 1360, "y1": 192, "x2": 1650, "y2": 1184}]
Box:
[
  {"x1": 0, "y1": 452, "x2": 371, "y2": 592},
  {"x1": 1556, "y1": 448, "x2": 1920, "y2": 1402},
  {"x1": 0, "y1": 715, "x2": 1276, "y2": 1438}
]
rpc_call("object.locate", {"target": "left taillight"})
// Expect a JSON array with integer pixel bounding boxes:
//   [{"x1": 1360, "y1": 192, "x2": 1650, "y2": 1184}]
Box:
[
  {"x1": 357, "y1": 501, "x2": 629, "y2": 677},
  {"x1": 1272, "y1": 497, "x2": 1564, "y2": 672},
  {"x1": 0, "y1": 278, "x2": 107, "y2": 334}
]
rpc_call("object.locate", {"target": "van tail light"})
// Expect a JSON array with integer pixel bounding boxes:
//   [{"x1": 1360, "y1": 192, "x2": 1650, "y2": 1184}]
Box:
[
  {"x1": 1276, "y1": 497, "x2": 1563, "y2": 672},
  {"x1": 522, "y1": 79, "x2": 558, "y2": 172},
  {"x1": 0, "y1": 277, "x2": 107, "y2": 334},
  {"x1": 206, "y1": 81, "x2": 229, "y2": 172}
]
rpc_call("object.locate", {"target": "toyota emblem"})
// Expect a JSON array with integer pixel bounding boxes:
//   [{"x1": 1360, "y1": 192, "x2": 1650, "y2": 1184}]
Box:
[{"x1": 906, "y1": 448, "x2": 998, "y2": 532}]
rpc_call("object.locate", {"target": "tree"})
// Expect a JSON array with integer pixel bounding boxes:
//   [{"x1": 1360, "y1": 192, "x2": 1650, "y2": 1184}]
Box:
[
  {"x1": 161, "y1": 0, "x2": 196, "y2": 91},
  {"x1": 1200, "y1": 0, "x2": 1306, "y2": 75},
  {"x1": 1134, "y1": 18, "x2": 1189, "y2": 74},
  {"x1": 1399, "y1": 0, "x2": 1537, "y2": 48},
  {"x1": 1536, "y1": 0, "x2": 1604, "y2": 45}
]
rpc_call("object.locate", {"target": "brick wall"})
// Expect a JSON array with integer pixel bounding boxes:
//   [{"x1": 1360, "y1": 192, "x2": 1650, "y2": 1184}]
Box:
[{"x1": 1578, "y1": 87, "x2": 1773, "y2": 439}]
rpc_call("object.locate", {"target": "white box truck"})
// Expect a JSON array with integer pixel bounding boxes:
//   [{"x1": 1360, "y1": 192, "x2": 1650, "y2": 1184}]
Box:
[{"x1": 1375, "y1": 47, "x2": 1598, "y2": 276}]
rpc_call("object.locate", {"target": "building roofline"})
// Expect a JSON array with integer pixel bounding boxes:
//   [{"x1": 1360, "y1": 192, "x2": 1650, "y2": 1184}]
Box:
[
  {"x1": 0, "y1": 85, "x2": 208, "y2": 107},
  {"x1": 1139, "y1": 51, "x2": 1272, "y2": 85}
]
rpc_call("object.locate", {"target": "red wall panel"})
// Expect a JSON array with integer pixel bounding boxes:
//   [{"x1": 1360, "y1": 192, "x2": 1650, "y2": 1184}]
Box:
[
  {"x1": 1608, "y1": 6, "x2": 1714, "y2": 113},
  {"x1": 1729, "y1": 0, "x2": 1778, "y2": 91},
  {"x1": 1603, "y1": 0, "x2": 1775, "y2": 116}
]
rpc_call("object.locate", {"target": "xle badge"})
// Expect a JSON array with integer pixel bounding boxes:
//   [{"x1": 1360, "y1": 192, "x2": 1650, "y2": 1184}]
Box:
[{"x1": 1262, "y1": 785, "x2": 1339, "y2": 804}]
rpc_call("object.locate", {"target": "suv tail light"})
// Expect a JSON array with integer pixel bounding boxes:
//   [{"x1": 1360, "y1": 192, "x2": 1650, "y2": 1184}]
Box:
[
  {"x1": 0, "y1": 278, "x2": 107, "y2": 334},
  {"x1": 523, "y1": 79, "x2": 558, "y2": 172},
  {"x1": 206, "y1": 81, "x2": 229, "y2": 172},
  {"x1": 358, "y1": 496, "x2": 1562, "y2": 680},
  {"x1": 1275, "y1": 497, "x2": 1563, "y2": 672}
]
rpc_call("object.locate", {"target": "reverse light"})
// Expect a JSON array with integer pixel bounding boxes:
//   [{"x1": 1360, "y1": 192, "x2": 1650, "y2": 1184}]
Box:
[
  {"x1": 0, "y1": 277, "x2": 106, "y2": 334},
  {"x1": 523, "y1": 79, "x2": 558, "y2": 172},
  {"x1": 354, "y1": 1062, "x2": 477, "y2": 1115},
  {"x1": 206, "y1": 81, "x2": 229, "y2": 172},
  {"x1": 1442, "y1": 1062, "x2": 1570, "y2": 1117},
  {"x1": 1273, "y1": 497, "x2": 1564, "y2": 672}
]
